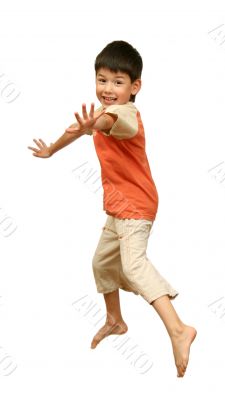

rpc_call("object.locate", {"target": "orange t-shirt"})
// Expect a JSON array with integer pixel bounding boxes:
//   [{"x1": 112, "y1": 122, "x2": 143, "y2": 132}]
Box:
[{"x1": 88, "y1": 102, "x2": 159, "y2": 221}]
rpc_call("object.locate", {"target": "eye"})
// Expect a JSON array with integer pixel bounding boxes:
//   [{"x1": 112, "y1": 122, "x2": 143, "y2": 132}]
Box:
[
  {"x1": 115, "y1": 80, "x2": 123, "y2": 85},
  {"x1": 98, "y1": 78, "x2": 106, "y2": 83}
]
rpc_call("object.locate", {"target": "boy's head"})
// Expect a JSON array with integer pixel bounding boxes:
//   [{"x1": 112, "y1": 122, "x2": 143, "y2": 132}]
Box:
[{"x1": 95, "y1": 41, "x2": 142, "y2": 106}]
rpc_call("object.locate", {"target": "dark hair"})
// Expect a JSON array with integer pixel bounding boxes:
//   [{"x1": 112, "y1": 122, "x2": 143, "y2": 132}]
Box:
[{"x1": 95, "y1": 40, "x2": 143, "y2": 102}]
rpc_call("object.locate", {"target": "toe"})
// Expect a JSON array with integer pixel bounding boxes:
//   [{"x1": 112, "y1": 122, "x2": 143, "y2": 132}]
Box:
[
  {"x1": 91, "y1": 339, "x2": 99, "y2": 349},
  {"x1": 176, "y1": 363, "x2": 185, "y2": 377}
]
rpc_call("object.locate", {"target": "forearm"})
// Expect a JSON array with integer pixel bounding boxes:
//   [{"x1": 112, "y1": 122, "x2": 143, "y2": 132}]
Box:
[
  {"x1": 49, "y1": 124, "x2": 84, "y2": 156},
  {"x1": 92, "y1": 113, "x2": 117, "y2": 131}
]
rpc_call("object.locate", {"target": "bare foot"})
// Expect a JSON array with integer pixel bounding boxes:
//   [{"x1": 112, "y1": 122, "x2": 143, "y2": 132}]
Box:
[
  {"x1": 171, "y1": 324, "x2": 197, "y2": 377},
  {"x1": 91, "y1": 320, "x2": 128, "y2": 349}
]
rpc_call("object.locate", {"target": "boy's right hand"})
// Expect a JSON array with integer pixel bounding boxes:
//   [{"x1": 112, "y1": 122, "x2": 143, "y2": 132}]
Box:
[
  {"x1": 27, "y1": 139, "x2": 53, "y2": 158},
  {"x1": 66, "y1": 103, "x2": 106, "y2": 134}
]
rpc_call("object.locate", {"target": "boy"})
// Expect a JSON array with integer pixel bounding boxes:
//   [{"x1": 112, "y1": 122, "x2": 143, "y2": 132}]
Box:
[{"x1": 28, "y1": 40, "x2": 197, "y2": 377}]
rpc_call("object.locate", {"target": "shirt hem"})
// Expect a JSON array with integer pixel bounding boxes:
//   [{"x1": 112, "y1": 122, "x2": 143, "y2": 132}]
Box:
[{"x1": 105, "y1": 209, "x2": 156, "y2": 222}]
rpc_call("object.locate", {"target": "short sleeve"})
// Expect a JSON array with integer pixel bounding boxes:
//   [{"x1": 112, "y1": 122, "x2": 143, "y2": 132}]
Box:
[{"x1": 104, "y1": 102, "x2": 138, "y2": 140}]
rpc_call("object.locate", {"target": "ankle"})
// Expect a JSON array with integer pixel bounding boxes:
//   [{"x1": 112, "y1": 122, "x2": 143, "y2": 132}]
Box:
[
  {"x1": 106, "y1": 314, "x2": 123, "y2": 325},
  {"x1": 169, "y1": 322, "x2": 186, "y2": 338}
]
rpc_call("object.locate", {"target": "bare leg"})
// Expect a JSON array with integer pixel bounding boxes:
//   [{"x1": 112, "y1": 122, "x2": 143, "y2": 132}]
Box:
[
  {"x1": 151, "y1": 295, "x2": 197, "y2": 377},
  {"x1": 91, "y1": 289, "x2": 128, "y2": 349}
]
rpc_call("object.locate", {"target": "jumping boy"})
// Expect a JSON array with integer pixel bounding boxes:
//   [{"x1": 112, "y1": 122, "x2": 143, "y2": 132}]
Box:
[{"x1": 28, "y1": 40, "x2": 197, "y2": 377}]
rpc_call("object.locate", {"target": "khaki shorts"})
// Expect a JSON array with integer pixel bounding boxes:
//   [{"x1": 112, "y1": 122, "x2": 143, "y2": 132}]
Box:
[{"x1": 92, "y1": 215, "x2": 178, "y2": 304}]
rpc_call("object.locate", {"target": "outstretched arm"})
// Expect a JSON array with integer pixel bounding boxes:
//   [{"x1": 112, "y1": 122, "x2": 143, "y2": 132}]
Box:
[
  {"x1": 28, "y1": 103, "x2": 107, "y2": 158},
  {"x1": 27, "y1": 127, "x2": 83, "y2": 158},
  {"x1": 49, "y1": 127, "x2": 83, "y2": 156}
]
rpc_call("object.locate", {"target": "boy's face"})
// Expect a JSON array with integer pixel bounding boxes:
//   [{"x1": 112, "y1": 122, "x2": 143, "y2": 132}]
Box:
[{"x1": 96, "y1": 68, "x2": 141, "y2": 107}]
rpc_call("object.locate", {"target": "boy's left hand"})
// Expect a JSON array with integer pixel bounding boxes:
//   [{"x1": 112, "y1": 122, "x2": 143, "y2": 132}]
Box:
[{"x1": 66, "y1": 103, "x2": 105, "y2": 134}]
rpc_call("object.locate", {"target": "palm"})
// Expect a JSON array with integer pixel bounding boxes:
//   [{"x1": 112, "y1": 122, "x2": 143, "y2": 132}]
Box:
[
  {"x1": 66, "y1": 103, "x2": 105, "y2": 134},
  {"x1": 27, "y1": 139, "x2": 52, "y2": 158}
]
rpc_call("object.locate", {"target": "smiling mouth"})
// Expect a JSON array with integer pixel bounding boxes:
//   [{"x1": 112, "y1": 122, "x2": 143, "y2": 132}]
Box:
[{"x1": 103, "y1": 96, "x2": 117, "y2": 101}]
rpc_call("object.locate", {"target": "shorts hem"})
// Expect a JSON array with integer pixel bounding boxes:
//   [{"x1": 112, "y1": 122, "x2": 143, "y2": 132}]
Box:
[{"x1": 96, "y1": 286, "x2": 139, "y2": 295}]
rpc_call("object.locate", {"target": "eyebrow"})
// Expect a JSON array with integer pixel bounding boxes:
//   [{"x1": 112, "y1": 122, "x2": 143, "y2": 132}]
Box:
[{"x1": 97, "y1": 73, "x2": 125, "y2": 79}]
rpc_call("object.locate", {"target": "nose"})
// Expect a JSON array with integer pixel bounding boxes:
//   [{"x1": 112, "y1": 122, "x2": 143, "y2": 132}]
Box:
[{"x1": 104, "y1": 81, "x2": 113, "y2": 93}]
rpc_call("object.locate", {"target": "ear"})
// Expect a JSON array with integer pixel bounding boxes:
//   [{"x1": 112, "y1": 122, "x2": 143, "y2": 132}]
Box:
[{"x1": 131, "y1": 79, "x2": 142, "y2": 95}]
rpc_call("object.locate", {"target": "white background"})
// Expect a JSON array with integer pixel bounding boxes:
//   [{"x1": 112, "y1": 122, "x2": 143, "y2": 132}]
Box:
[{"x1": 1, "y1": 0, "x2": 225, "y2": 398}]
